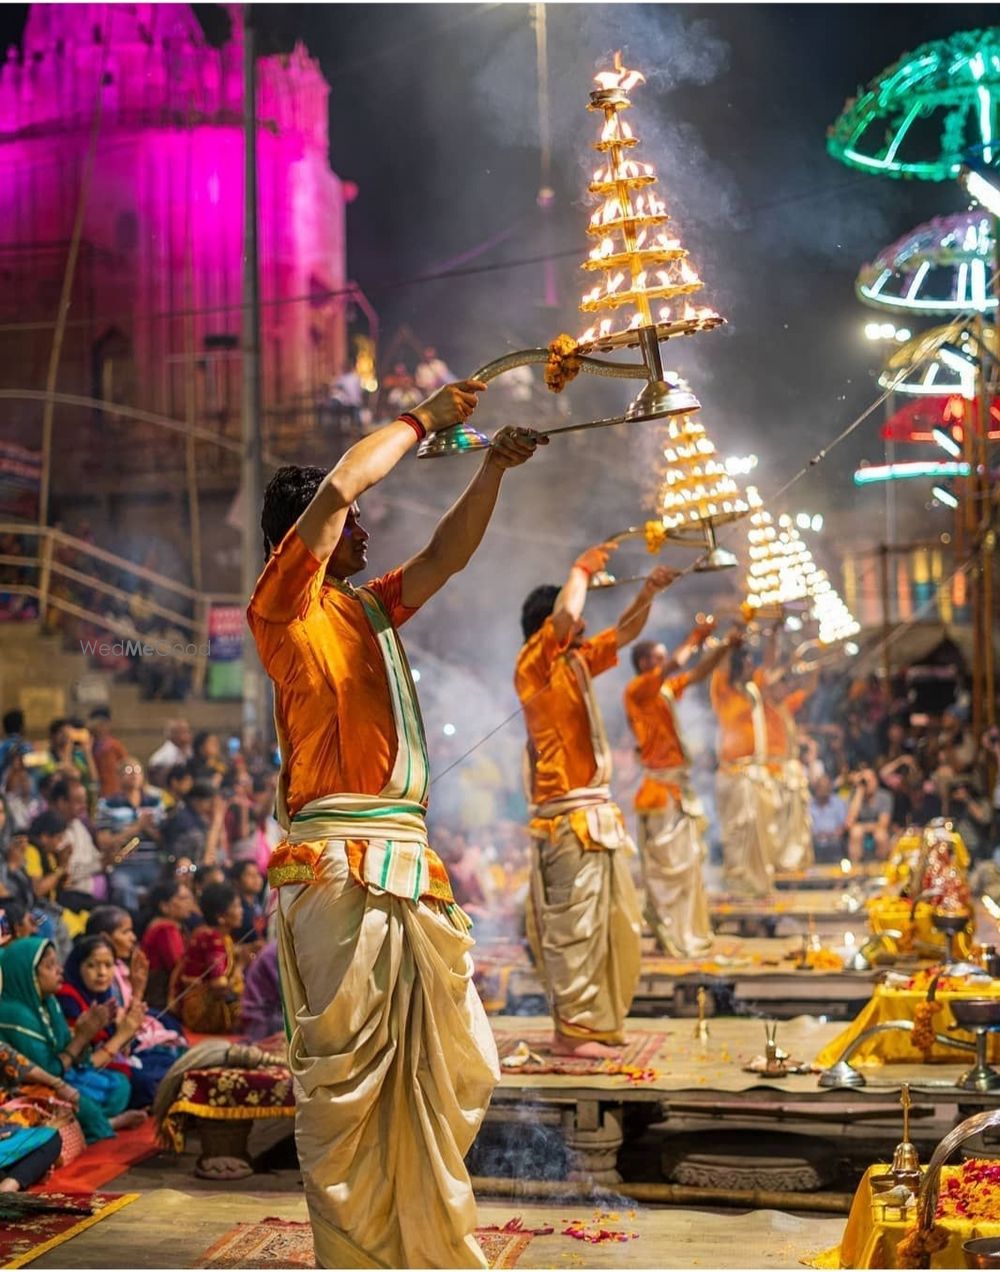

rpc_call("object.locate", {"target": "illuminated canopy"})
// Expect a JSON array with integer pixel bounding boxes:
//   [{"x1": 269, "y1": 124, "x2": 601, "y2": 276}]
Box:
[
  {"x1": 827, "y1": 28, "x2": 1000, "y2": 180},
  {"x1": 878, "y1": 323, "x2": 997, "y2": 396},
  {"x1": 857, "y1": 212, "x2": 997, "y2": 315}
]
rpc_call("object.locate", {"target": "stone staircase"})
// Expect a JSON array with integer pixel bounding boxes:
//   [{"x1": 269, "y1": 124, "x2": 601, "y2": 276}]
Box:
[{"x1": 0, "y1": 621, "x2": 242, "y2": 763}]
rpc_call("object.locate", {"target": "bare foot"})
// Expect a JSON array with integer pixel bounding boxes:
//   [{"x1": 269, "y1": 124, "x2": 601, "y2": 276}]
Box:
[
  {"x1": 0, "y1": 1177, "x2": 22, "y2": 1193},
  {"x1": 551, "y1": 1034, "x2": 623, "y2": 1060},
  {"x1": 110, "y1": 1110, "x2": 148, "y2": 1132}
]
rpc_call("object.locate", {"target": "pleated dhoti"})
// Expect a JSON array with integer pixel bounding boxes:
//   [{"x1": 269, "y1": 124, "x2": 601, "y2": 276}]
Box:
[
  {"x1": 716, "y1": 764, "x2": 779, "y2": 897},
  {"x1": 275, "y1": 842, "x2": 499, "y2": 1269},
  {"x1": 774, "y1": 759, "x2": 814, "y2": 872},
  {"x1": 638, "y1": 798, "x2": 712, "y2": 956},
  {"x1": 525, "y1": 820, "x2": 642, "y2": 1044}
]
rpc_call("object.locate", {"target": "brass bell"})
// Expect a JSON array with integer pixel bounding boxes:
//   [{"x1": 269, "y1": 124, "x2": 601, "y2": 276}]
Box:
[{"x1": 891, "y1": 1084, "x2": 920, "y2": 1185}]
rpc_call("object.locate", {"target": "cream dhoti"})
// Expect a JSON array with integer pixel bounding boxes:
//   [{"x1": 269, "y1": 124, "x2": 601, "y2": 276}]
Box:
[
  {"x1": 637, "y1": 767, "x2": 712, "y2": 956},
  {"x1": 525, "y1": 788, "x2": 642, "y2": 1044},
  {"x1": 273, "y1": 799, "x2": 499, "y2": 1270},
  {"x1": 263, "y1": 576, "x2": 498, "y2": 1270},
  {"x1": 774, "y1": 756, "x2": 814, "y2": 872},
  {"x1": 716, "y1": 762, "x2": 779, "y2": 897}
]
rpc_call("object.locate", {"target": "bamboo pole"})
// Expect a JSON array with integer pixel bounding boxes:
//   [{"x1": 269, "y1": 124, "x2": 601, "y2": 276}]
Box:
[
  {"x1": 38, "y1": 29, "x2": 109, "y2": 529},
  {"x1": 976, "y1": 309, "x2": 997, "y2": 728},
  {"x1": 241, "y1": 8, "x2": 269, "y2": 744},
  {"x1": 879, "y1": 543, "x2": 892, "y2": 685},
  {"x1": 183, "y1": 133, "x2": 203, "y2": 597},
  {"x1": 37, "y1": 532, "x2": 53, "y2": 629}
]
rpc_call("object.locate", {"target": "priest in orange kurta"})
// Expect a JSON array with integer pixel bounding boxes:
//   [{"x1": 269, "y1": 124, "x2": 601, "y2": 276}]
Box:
[
  {"x1": 754, "y1": 656, "x2": 818, "y2": 873},
  {"x1": 625, "y1": 621, "x2": 738, "y2": 956},
  {"x1": 515, "y1": 544, "x2": 678, "y2": 1058},
  {"x1": 248, "y1": 383, "x2": 544, "y2": 1270},
  {"x1": 710, "y1": 635, "x2": 779, "y2": 897}
]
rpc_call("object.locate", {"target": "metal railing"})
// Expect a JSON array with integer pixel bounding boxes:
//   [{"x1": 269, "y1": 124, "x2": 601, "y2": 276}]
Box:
[{"x1": 0, "y1": 523, "x2": 242, "y2": 695}]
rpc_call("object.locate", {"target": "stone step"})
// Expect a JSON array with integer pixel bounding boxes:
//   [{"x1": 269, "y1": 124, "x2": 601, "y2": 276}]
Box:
[{"x1": 0, "y1": 621, "x2": 244, "y2": 758}]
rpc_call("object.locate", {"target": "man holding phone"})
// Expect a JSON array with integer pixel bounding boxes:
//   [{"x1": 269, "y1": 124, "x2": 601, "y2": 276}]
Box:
[{"x1": 844, "y1": 768, "x2": 892, "y2": 862}]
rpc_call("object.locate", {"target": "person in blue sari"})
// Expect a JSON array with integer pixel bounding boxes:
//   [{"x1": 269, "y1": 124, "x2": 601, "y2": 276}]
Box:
[
  {"x1": 0, "y1": 938, "x2": 142, "y2": 1142},
  {"x1": 0, "y1": 955, "x2": 64, "y2": 1192}
]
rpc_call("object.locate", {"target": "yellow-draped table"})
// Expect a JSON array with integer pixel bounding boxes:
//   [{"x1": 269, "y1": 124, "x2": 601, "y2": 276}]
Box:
[
  {"x1": 867, "y1": 897, "x2": 974, "y2": 960},
  {"x1": 814, "y1": 980, "x2": 1000, "y2": 1068},
  {"x1": 808, "y1": 1165, "x2": 1000, "y2": 1269}
]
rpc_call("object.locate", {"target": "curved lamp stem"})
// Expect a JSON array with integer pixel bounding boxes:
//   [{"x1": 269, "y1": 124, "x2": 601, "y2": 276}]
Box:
[{"x1": 416, "y1": 336, "x2": 699, "y2": 458}]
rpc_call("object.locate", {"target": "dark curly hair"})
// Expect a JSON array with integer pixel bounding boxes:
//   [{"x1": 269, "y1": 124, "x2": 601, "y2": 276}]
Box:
[
  {"x1": 631, "y1": 640, "x2": 659, "y2": 675},
  {"x1": 200, "y1": 881, "x2": 239, "y2": 927},
  {"x1": 520, "y1": 585, "x2": 561, "y2": 642},
  {"x1": 261, "y1": 465, "x2": 327, "y2": 556}
]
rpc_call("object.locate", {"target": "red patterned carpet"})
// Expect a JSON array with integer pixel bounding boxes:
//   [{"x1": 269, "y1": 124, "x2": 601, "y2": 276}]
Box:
[
  {"x1": 198, "y1": 1217, "x2": 534, "y2": 1269},
  {"x1": 0, "y1": 1191, "x2": 139, "y2": 1269},
  {"x1": 492, "y1": 1025, "x2": 669, "y2": 1078}
]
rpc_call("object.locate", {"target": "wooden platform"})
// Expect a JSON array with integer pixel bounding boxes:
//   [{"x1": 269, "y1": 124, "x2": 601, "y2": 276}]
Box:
[
  {"x1": 708, "y1": 889, "x2": 871, "y2": 939},
  {"x1": 487, "y1": 1014, "x2": 1000, "y2": 1182},
  {"x1": 771, "y1": 863, "x2": 883, "y2": 892},
  {"x1": 30, "y1": 1184, "x2": 845, "y2": 1270},
  {"x1": 478, "y1": 936, "x2": 879, "y2": 1021}
]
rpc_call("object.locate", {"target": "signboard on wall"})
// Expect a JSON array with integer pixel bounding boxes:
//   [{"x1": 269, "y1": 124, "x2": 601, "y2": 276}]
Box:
[
  {"x1": 0, "y1": 443, "x2": 42, "y2": 519},
  {"x1": 206, "y1": 604, "x2": 244, "y2": 700}
]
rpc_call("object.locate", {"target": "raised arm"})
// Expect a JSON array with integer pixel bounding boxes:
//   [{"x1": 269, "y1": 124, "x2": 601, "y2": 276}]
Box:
[
  {"x1": 400, "y1": 426, "x2": 544, "y2": 609},
  {"x1": 760, "y1": 625, "x2": 780, "y2": 673},
  {"x1": 666, "y1": 614, "x2": 718, "y2": 676},
  {"x1": 615, "y1": 566, "x2": 680, "y2": 649},
  {"x1": 550, "y1": 542, "x2": 617, "y2": 645},
  {"x1": 297, "y1": 381, "x2": 487, "y2": 562},
  {"x1": 687, "y1": 626, "x2": 743, "y2": 688}
]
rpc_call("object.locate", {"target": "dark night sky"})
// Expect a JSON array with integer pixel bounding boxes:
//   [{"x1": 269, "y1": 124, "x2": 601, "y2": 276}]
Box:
[
  {"x1": 0, "y1": 4, "x2": 995, "y2": 760},
  {"x1": 234, "y1": 3, "x2": 994, "y2": 526},
  {"x1": 0, "y1": 2, "x2": 991, "y2": 518}
]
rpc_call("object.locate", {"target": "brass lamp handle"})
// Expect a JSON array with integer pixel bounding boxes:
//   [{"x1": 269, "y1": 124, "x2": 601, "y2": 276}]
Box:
[
  {"x1": 467, "y1": 347, "x2": 653, "y2": 387},
  {"x1": 916, "y1": 1107, "x2": 1000, "y2": 1237}
]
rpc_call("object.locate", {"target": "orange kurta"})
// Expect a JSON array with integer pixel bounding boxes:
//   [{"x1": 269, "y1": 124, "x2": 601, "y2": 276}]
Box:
[
  {"x1": 514, "y1": 617, "x2": 618, "y2": 805},
  {"x1": 624, "y1": 669, "x2": 691, "y2": 811},
  {"x1": 246, "y1": 526, "x2": 418, "y2": 816},
  {"x1": 710, "y1": 663, "x2": 756, "y2": 765}
]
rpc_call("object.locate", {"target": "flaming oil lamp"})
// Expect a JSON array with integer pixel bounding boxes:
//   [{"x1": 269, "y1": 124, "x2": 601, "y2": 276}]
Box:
[
  {"x1": 740, "y1": 491, "x2": 860, "y2": 639},
  {"x1": 418, "y1": 56, "x2": 734, "y2": 514}
]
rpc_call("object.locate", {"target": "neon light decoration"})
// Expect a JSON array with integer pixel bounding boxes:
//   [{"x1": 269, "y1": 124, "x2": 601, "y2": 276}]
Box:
[
  {"x1": 827, "y1": 29, "x2": 1000, "y2": 180},
  {"x1": 856, "y1": 212, "x2": 997, "y2": 315},
  {"x1": 879, "y1": 324, "x2": 997, "y2": 397},
  {"x1": 853, "y1": 460, "x2": 971, "y2": 486},
  {"x1": 878, "y1": 395, "x2": 1000, "y2": 444}
]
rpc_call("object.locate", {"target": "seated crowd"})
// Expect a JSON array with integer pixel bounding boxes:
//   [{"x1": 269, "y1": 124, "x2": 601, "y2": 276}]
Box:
[
  {"x1": 801, "y1": 687, "x2": 999, "y2": 868},
  {"x1": 0, "y1": 709, "x2": 281, "y2": 1192}
]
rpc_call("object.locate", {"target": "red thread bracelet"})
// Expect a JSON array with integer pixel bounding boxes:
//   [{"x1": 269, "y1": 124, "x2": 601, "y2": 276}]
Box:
[{"x1": 399, "y1": 412, "x2": 427, "y2": 441}]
